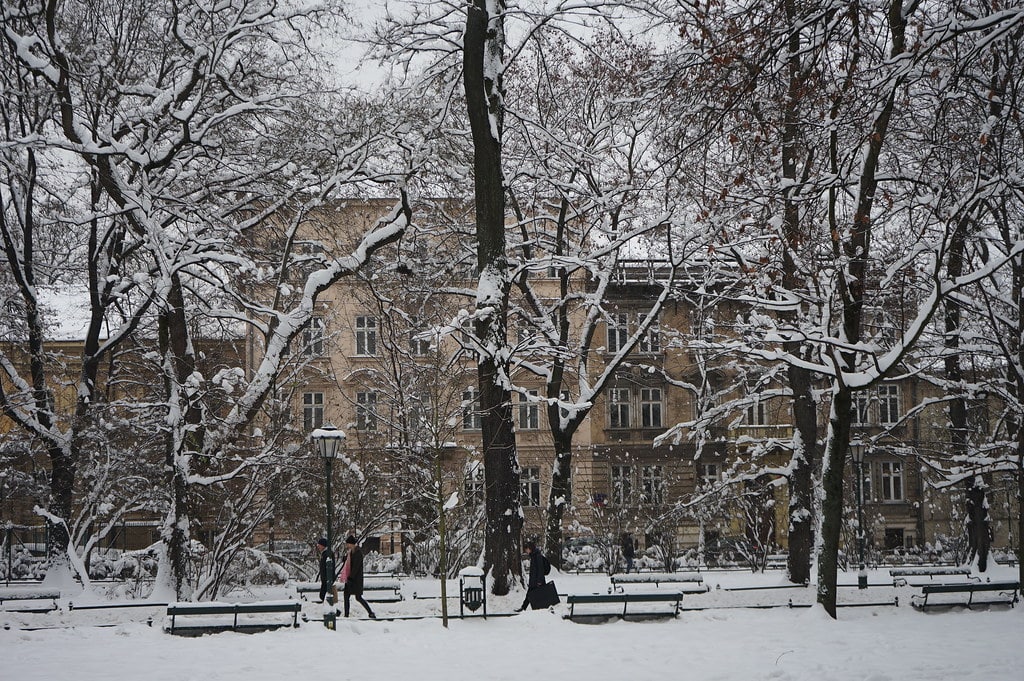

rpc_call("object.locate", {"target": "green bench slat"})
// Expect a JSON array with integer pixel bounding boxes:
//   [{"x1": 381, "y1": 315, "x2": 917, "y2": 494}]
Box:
[
  {"x1": 166, "y1": 602, "x2": 301, "y2": 633},
  {"x1": 912, "y1": 581, "x2": 1019, "y2": 609},
  {"x1": 566, "y1": 592, "x2": 683, "y2": 620},
  {"x1": 890, "y1": 567, "x2": 971, "y2": 578}
]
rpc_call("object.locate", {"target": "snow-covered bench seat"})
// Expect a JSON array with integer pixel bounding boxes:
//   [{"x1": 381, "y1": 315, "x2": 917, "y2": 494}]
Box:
[
  {"x1": 290, "y1": 578, "x2": 403, "y2": 602},
  {"x1": 890, "y1": 566, "x2": 973, "y2": 586},
  {"x1": 566, "y1": 591, "x2": 684, "y2": 621},
  {"x1": 0, "y1": 586, "x2": 60, "y2": 612},
  {"x1": 165, "y1": 600, "x2": 301, "y2": 635},
  {"x1": 610, "y1": 572, "x2": 708, "y2": 593}
]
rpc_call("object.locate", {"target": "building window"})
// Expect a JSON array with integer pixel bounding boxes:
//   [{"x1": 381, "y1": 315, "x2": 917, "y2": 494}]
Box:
[
  {"x1": 638, "y1": 315, "x2": 660, "y2": 353},
  {"x1": 408, "y1": 317, "x2": 431, "y2": 356},
  {"x1": 302, "y1": 316, "x2": 325, "y2": 356},
  {"x1": 640, "y1": 465, "x2": 664, "y2": 505},
  {"x1": 462, "y1": 387, "x2": 481, "y2": 430},
  {"x1": 464, "y1": 462, "x2": 484, "y2": 505},
  {"x1": 609, "y1": 388, "x2": 631, "y2": 429},
  {"x1": 852, "y1": 387, "x2": 900, "y2": 425},
  {"x1": 410, "y1": 331, "x2": 431, "y2": 356},
  {"x1": 521, "y1": 466, "x2": 541, "y2": 507},
  {"x1": 302, "y1": 392, "x2": 324, "y2": 431},
  {"x1": 877, "y1": 385, "x2": 900, "y2": 424},
  {"x1": 641, "y1": 388, "x2": 663, "y2": 428},
  {"x1": 698, "y1": 463, "x2": 720, "y2": 487},
  {"x1": 746, "y1": 399, "x2": 767, "y2": 426},
  {"x1": 880, "y1": 461, "x2": 903, "y2": 501},
  {"x1": 355, "y1": 316, "x2": 377, "y2": 356},
  {"x1": 518, "y1": 390, "x2": 539, "y2": 430},
  {"x1": 853, "y1": 393, "x2": 870, "y2": 426},
  {"x1": 607, "y1": 313, "x2": 628, "y2": 353},
  {"x1": 356, "y1": 391, "x2": 378, "y2": 431},
  {"x1": 611, "y1": 465, "x2": 632, "y2": 505}
]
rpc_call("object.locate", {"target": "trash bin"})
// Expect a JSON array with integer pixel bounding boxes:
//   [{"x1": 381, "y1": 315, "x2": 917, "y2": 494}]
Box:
[
  {"x1": 323, "y1": 605, "x2": 337, "y2": 630},
  {"x1": 459, "y1": 566, "x2": 486, "y2": 619}
]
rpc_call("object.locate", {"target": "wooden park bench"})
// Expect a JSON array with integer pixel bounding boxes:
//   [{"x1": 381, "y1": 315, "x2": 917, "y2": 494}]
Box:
[
  {"x1": 291, "y1": 578, "x2": 403, "y2": 603},
  {"x1": 610, "y1": 572, "x2": 708, "y2": 593},
  {"x1": 910, "y1": 581, "x2": 1019, "y2": 610},
  {"x1": 565, "y1": 592, "x2": 684, "y2": 621},
  {"x1": 165, "y1": 600, "x2": 301, "y2": 635},
  {"x1": 0, "y1": 586, "x2": 60, "y2": 612},
  {"x1": 890, "y1": 566, "x2": 973, "y2": 586}
]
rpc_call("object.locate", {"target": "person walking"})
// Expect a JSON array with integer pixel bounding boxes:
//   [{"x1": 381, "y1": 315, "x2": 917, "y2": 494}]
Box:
[
  {"x1": 516, "y1": 540, "x2": 548, "y2": 611},
  {"x1": 315, "y1": 537, "x2": 338, "y2": 605},
  {"x1": 621, "y1": 533, "x2": 636, "y2": 574},
  {"x1": 339, "y1": 535, "x2": 376, "y2": 618}
]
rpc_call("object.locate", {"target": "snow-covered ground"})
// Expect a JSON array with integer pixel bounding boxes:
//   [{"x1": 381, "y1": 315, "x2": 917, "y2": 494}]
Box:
[{"x1": 2, "y1": 566, "x2": 1022, "y2": 681}]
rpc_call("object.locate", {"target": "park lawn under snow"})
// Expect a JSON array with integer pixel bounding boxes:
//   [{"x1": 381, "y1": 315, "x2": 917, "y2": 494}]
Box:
[{"x1": 2, "y1": 567, "x2": 1022, "y2": 681}]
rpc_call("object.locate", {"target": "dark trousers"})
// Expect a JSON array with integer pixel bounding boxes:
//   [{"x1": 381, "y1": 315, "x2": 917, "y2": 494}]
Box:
[
  {"x1": 319, "y1": 581, "x2": 337, "y2": 604},
  {"x1": 344, "y1": 584, "x2": 375, "y2": 617}
]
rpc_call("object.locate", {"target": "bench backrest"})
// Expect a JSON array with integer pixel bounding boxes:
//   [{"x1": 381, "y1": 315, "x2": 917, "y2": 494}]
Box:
[
  {"x1": 167, "y1": 602, "x2": 301, "y2": 615},
  {"x1": 921, "y1": 581, "x2": 1019, "y2": 594},
  {"x1": 0, "y1": 588, "x2": 61, "y2": 600},
  {"x1": 568, "y1": 592, "x2": 683, "y2": 604}
]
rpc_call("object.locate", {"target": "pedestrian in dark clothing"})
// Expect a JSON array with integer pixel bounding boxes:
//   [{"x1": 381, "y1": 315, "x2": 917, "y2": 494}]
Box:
[
  {"x1": 315, "y1": 537, "x2": 338, "y2": 605},
  {"x1": 622, "y1": 533, "x2": 636, "y2": 573},
  {"x1": 339, "y1": 535, "x2": 376, "y2": 618},
  {"x1": 517, "y1": 540, "x2": 547, "y2": 611}
]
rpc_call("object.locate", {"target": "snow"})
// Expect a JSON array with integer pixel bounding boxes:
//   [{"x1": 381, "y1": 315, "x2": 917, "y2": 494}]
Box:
[{"x1": 2, "y1": 567, "x2": 1021, "y2": 680}]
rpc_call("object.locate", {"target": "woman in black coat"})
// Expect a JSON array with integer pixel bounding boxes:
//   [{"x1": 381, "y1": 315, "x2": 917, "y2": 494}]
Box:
[
  {"x1": 517, "y1": 540, "x2": 548, "y2": 611},
  {"x1": 339, "y1": 535, "x2": 376, "y2": 618}
]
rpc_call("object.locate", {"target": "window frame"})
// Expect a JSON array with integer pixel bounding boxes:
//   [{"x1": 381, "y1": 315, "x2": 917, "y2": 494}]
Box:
[
  {"x1": 880, "y1": 460, "x2": 904, "y2": 502},
  {"x1": 302, "y1": 391, "x2": 324, "y2": 432},
  {"x1": 518, "y1": 390, "x2": 540, "y2": 430},
  {"x1": 607, "y1": 312, "x2": 629, "y2": 353},
  {"x1": 355, "y1": 315, "x2": 378, "y2": 356},
  {"x1": 462, "y1": 387, "x2": 482, "y2": 431},
  {"x1": 356, "y1": 390, "x2": 378, "y2": 431},
  {"x1": 609, "y1": 387, "x2": 631, "y2": 429},
  {"x1": 640, "y1": 387, "x2": 663, "y2": 428},
  {"x1": 611, "y1": 465, "x2": 633, "y2": 505},
  {"x1": 302, "y1": 316, "x2": 325, "y2": 357},
  {"x1": 877, "y1": 385, "x2": 900, "y2": 425},
  {"x1": 640, "y1": 465, "x2": 665, "y2": 505},
  {"x1": 521, "y1": 466, "x2": 541, "y2": 507}
]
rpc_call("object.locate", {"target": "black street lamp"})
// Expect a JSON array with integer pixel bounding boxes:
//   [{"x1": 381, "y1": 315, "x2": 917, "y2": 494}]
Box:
[
  {"x1": 311, "y1": 425, "x2": 346, "y2": 555},
  {"x1": 850, "y1": 438, "x2": 868, "y2": 589}
]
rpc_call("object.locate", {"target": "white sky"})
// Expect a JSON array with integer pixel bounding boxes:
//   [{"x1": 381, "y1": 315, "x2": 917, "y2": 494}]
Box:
[{"x1": 3, "y1": 567, "x2": 1022, "y2": 680}]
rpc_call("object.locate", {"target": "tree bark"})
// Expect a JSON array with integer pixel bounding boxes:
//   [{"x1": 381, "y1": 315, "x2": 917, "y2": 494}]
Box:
[
  {"x1": 158, "y1": 273, "x2": 203, "y2": 599},
  {"x1": 464, "y1": 0, "x2": 521, "y2": 595},
  {"x1": 781, "y1": 0, "x2": 817, "y2": 586}
]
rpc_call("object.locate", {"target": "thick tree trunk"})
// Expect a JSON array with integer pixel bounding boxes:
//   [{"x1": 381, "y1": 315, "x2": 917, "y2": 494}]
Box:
[
  {"x1": 544, "y1": 430, "x2": 574, "y2": 569},
  {"x1": 787, "y1": 369, "x2": 817, "y2": 584},
  {"x1": 464, "y1": 0, "x2": 520, "y2": 595},
  {"x1": 817, "y1": 390, "x2": 853, "y2": 618},
  {"x1": 945, "y1": 217, "x2": 991, "y2": 571},
  {"x1": 781, "y1": 0, "x2": 817, "y2": 586},
  {"x1": 158, "y1": 274, "x2": 202, "y2": 599}
]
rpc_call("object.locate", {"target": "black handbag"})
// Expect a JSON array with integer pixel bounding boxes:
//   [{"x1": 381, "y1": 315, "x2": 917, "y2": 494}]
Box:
[{"x1": 528, "y1": 581, "x2": 560, "y2": 609}]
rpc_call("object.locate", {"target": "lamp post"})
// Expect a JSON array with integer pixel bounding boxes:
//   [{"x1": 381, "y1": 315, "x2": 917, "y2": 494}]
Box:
[
  {"x1": 311, "y1": 425, "x2": 346, "y2": 556},
  {"x1": 850, "y1": 438, "x2": 868, "y2": 589}
]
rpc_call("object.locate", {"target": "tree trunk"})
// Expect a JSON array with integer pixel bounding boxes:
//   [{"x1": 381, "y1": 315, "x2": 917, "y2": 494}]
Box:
[
  {"x1": 817, "y1": 390, "x2": 853, "y2": 618},
  {"x1": 158, "y1": 273, "x2": 203, "y2": 599},
  {"x1": 464, "y1": 0, "x2": 521, "y2": 595},
  {"x1": 781, "y1": 0, "x2": 817, "y2": 586},
  {"x1": 945, "y1": 216, "x2": 991, "y2": 571},
  {"x1": 787, "y1": 368, "x2": 817, "y2": 584},
  {"x1": 544, "y1": 430, "x2": 574, "y2": 569}
]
